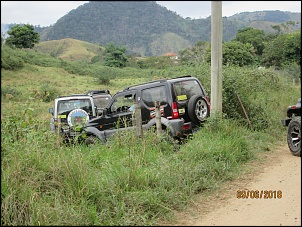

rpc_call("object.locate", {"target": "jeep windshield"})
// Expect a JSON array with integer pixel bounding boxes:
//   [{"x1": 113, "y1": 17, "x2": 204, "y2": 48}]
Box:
[
  {"x1": 58, "y1": 99, "x2": 93, "y2": 115},
  {"x1": 92, "y1": 95, "x2": 112, "y2": 109}
]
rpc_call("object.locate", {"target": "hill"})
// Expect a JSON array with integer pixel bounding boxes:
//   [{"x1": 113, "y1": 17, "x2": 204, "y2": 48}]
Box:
[
  {"x1": 2, "y1": 2, "x2": 300, "y2": 56},
  {"x1": 33, "y1": 38, "x2": 105, "y2": 62}
]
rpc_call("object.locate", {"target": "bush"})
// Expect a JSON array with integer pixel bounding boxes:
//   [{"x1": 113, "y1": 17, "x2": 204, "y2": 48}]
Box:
[
  {"x1": 1, "y1": 45, "x2": 24, "y2": 70},
  {"x1": 92, "y1": 67, "x2": 118, "y2": 85},
  {"x1": 31, "y1": 81, "x2": 60, "y2": 102},
  {"x1": 221, "y1": 67, "x2": 282, "y2": 130}
]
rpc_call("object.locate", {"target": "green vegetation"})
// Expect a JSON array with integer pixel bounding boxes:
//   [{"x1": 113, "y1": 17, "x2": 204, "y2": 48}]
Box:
[
  {"x1": 104, "y1": 42, "x2": 128, "y2": 68},
  {"x1": 6, "y1": 24, "x2": 39, "y2": 49},
  {"x1": 180, "y1": 28, "x2": 301, "y2": 70},
  {"x1": 1, "y1": 29, "x2": 301, "y2": 225}
]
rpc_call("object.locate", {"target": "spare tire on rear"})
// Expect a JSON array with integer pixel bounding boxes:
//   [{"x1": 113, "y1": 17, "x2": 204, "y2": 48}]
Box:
[
  {"x1": 67, "y1": 109, "x2": 89, "y2": 127},
  {"x1": 188, "y1": 95, "x2": 209, "y2": 124}
]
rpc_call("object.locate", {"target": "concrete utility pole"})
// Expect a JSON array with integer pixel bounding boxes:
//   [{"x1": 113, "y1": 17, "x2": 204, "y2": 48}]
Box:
[{"x1": 211, "y1": 1, "x2": 223, "y2": 113}]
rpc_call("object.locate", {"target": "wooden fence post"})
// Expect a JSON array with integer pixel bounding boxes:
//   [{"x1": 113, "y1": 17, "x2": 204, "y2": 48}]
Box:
[
  {"x1": 155, "y1": 101, "x2": 162, "y2": 137},
  {"x1": 134, "y1": 102, "x2": 143, "y2": 138}
]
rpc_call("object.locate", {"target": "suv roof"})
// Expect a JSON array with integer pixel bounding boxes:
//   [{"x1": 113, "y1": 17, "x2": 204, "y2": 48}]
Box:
[{"x1": 123, "y1": 75, "x2": 193, "y2": 91}]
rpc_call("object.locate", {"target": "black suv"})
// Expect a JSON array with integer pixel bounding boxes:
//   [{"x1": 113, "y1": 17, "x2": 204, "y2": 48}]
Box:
[
  {"x1": 85, "y1": 75, "x2": 210, "y2": 143},
  {"x1": 281, "y1": 98, "x2": 301, "y2": 156}
]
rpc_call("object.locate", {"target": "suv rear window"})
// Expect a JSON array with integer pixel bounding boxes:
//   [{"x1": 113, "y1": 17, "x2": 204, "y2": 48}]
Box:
[{"x1": 172, "y1": 80, "x2": 204, "y2": 101}]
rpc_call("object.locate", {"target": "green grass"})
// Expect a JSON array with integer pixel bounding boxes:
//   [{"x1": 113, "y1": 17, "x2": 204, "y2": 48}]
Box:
[{"x1": 1, "y1": 46, "x2": 301, "y2": 225}]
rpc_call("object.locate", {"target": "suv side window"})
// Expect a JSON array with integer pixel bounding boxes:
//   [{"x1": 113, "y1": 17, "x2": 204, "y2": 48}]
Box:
[
  {"x1": 142, "y1": 86, "x2": 167, "y2": 107},
  {"x1": 110, "y1": 93, "x2": 135, "y2": 113},
  {"x1": 173, "y1": 79, "x2": 204, "y2": 101}
]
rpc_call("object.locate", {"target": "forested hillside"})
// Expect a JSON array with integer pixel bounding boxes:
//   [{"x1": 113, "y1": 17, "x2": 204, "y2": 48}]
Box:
[{"x1": 2, "y1": 1, "x2": 300, "y2": 56}]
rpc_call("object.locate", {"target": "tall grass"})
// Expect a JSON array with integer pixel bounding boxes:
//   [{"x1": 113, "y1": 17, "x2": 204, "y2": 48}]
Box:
[
  {"x1": 2, "y1": 110, "x2": 260, "y2": 225},
  {"x1": 1, "y1": 47, "x2": 300, "y2": 225}
]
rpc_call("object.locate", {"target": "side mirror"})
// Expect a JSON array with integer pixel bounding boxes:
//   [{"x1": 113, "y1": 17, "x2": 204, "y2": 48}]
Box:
[{"x1": 49, "y1": 108, "x2": 54, "y2": 115}]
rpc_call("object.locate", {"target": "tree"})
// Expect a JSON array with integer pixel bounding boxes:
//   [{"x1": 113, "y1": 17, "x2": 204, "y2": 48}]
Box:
[
  {"x1": 234, "y1": 27, "x2": 265, "y2": 55},
  {"x1": 222, "y1": 41, "x2": 255, "y2": 67},
  {"x1": 104, "y1": 42, "x2": 128, "y2": 67},
  {"x1": 262, "y1": 31, "x2": 301, "y2": 67},
  {"x1": 6, "y1": 24, "x2": 40, "y2": 49},
  {"x1": 178, "y1": 41, "x2": 211, "y2": 66}
]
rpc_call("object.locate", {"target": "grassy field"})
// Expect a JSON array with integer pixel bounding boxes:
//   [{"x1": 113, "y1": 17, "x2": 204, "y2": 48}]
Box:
[{"x1": 1, "y1": 46, "x2": 301, "y2": 225}]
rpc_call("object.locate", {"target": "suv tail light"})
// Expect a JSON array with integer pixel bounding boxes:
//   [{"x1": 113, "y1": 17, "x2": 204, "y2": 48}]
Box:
[
  {"x1": 171, "y1": 102, "x2": 179, "y2": 119},
  {"x1": 205, "y1": 95, "x2": 211, "y2": 110}
]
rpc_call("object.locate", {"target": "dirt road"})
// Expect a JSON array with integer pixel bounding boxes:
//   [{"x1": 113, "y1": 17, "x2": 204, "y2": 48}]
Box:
[{"x1": 163, "y1": 143, "x2": 301, "y2": 226}]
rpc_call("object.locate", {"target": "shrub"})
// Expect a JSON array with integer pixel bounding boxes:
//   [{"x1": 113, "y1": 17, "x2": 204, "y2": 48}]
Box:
[
  {"x1": 31, "y1": 81, "x2": 60, "y2": 102},
  {"x1": 1, "y1": 86, "x2": 21, "y2": 100},
  {"x1": 1, "y1": 46, "x2": 24, "y2": 70}
]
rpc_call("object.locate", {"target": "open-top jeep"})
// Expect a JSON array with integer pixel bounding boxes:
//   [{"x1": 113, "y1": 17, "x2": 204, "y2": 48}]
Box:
[{"x1": 281, "y1": 98, "x2": 301, "y2": 156}]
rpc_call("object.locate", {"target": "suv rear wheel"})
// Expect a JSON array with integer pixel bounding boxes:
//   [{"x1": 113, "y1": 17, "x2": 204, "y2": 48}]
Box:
[{"x1": 188, "y1": 95, "x2": 209, "y2": 124}]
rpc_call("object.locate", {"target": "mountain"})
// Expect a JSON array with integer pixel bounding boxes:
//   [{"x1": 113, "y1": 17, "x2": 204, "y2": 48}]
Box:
[{"x1": 2, "y1": 1, "x2": 301, "y2": 56}]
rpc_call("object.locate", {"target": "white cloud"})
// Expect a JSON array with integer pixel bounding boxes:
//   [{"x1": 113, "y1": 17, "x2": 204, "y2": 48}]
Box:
[{"x1": 1, "y1": 1, "x2": 88, "y2": 26}]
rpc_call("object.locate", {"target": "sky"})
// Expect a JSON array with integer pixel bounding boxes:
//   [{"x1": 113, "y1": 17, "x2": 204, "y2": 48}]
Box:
[{"x1": 1, "y1": 1, "x2": 301, "y2": 27}]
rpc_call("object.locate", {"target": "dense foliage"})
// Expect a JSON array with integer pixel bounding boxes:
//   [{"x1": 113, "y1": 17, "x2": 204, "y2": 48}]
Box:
[
  {"x1": 222, "y1": 41, "x2": 255, "y2": 66},
  {"x1": 180, "y1": 28, "x2": 301, "y2": 70},
  {"x1": 234, "y1": 27, "x2": 265, "y2": 55},
  {"x1": 104, "y1": 42, "x2": 128, "y2": 68},
  {"x1": 262, "y1": 31, "x2": 301, "y2": 67}
]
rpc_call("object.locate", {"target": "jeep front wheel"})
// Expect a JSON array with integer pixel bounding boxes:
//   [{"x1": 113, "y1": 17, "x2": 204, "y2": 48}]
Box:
[
  {"x1": 188, "y1": 95, "x2": 209, "y2": 124},
  {"x1": 85, "y1": 135, "x2": 99, "y2": 145},
  {"x1": 287, "y1": 116, "x2": 301, "y2": 156}
]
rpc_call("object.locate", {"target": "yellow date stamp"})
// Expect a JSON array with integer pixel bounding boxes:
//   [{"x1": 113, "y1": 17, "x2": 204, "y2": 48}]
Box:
[{"x1": 236, "y1": 190, "x2": 282, "y2": 199}]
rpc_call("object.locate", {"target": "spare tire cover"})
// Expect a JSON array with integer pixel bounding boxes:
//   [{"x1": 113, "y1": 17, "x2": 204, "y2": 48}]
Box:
[{"x1": 67, "y1": 109, "x2": 90, "y2": 126}]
